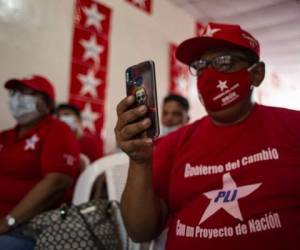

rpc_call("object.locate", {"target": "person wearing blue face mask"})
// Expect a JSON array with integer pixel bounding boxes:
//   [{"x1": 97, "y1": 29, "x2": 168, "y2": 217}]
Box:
[
  {"x1": 0, "y1": 75, "x2": 80, "y2": 250},
  {"x1": 55, "y1": 103, "x2": 103, "y2": 163}
]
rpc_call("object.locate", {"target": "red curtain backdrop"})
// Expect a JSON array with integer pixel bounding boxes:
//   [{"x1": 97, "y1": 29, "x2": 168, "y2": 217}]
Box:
[
  {"x1": 69, "y1": 0, "x2": 112, "y2": 150},
  {"x1": 125, "y1": 0, "x2": 152, "y2": 14},
  {"x1": 168, "y1": 43, "x2": 190, "y2": 97}
]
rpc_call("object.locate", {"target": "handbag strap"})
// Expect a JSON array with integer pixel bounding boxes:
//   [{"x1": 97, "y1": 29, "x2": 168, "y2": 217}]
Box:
[{"x1": 73, "y1": 204, "x2": 107, "y2": 250}]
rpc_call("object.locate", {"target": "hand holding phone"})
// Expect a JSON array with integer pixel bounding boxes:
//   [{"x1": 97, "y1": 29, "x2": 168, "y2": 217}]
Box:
[{"x1": 125, "y1": 60, "x2": 160, "y2": 138}]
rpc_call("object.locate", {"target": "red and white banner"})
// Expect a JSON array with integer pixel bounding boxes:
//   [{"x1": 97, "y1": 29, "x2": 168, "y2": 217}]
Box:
[
  {"x1": 195, "y1": 21, "x2": 205, "y2": 36},
  {"x1": 168, "y1": 43, "x2": 190, "y2": 97},
  {"x1": 125, "y1": 0, "x2": 152, "y2": 14},
  {"x1": 69, "y1": 0, "x2": 112, "y2": 150}
]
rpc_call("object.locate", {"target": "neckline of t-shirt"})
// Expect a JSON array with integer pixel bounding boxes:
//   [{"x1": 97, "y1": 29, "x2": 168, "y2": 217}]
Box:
[
  {"x1": 208, "y1": 103, "x2": 259, "y2": 130},
  {"x1": 14, "y1": 115, "x2": 52, "y2": 140}
]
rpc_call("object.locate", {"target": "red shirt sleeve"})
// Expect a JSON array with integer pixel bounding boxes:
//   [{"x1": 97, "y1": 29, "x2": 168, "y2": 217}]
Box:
[
  {"x1": 41, "y1": 121, "x2": 80, "y2": 179},
  {"x1": 152, "y1": 133, "x2": 178, "y2": 206}
]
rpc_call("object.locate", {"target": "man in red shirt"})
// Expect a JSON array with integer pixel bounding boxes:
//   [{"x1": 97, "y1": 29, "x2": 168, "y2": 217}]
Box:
[
  {"x1": 55, "y1": 103, "x2": 103, "y2": 163},
  {"x1": 115, "y1": 22, "x2": 300, "y2": 249},
  {"x1": 0, "y1": 75, "x2": 80, "y2": 249}
]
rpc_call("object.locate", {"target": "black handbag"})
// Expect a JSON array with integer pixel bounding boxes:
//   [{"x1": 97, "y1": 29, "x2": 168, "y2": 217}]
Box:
[{"x1": 25, "y1": 199, "x2": 122, "y2": 250}]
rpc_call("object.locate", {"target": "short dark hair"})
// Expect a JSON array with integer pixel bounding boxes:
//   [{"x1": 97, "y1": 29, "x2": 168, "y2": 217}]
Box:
[
  {"x1": 55, "y1": 103, "x2": 81, "y2": 119},
  {"x1": 163, "y1": 94, "x2": 190, "y2": 112}
]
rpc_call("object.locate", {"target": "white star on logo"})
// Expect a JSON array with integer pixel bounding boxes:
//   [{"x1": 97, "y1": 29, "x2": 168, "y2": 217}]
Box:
[
  {"x1": 24, "y1": 134, "x2": 39, "y2": 151},
  {"x1": 131, "y1": 0, "x2": 146, "y2": 8},
  {"x1": 202, "y1": 24, "x2": 221, "y2": 37},
  {"x1": 216, "y1": 80, "x2": 228, "y2": 92},
  {"x1": 81, "y1": 103, "x2": 101, "y2": 133},
  {"x1": 199, "y1": 173, "x2": 261, "y2": 225},
  {"x1": 78, "y1": 69, "x2": 101, "y2": 97},
  {"x1": 82, "y1": 3, "x2": 106, "y2": 31},
  {"x1": 80, "y1": 35, "x2": 104, "y2": 64},
  {"x1": 64, "y1": 154, "x2": 76, "y2": 166}
]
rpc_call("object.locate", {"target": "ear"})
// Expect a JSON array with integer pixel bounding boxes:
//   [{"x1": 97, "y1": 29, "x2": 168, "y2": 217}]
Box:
[
  {"x1": 250, "y1": 62, "x2": 265, "y2": 87},
  {"x1": 36, "y1": 95, "x2": 50, "y2": 115}
]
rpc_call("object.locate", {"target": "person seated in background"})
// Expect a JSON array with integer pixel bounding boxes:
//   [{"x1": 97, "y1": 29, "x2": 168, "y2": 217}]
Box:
[
  {"x1": 56, "y1": 103, "x2": 106, "y2": 199},
  {"x1": 160, "y1": 94, "x2": 190, "y2": 136},
  {"x1": 116, "y1": 22, "x2": 300, "y2": 249},
  {"x1": 0, "y1": 75, "x2": 80, "y2": 250},
  {"x1": 55, "y1": 103, "x2": 103, "y2": 164}
]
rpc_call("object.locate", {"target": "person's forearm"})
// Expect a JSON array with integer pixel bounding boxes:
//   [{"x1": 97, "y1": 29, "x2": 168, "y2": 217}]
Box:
[
  {"x1": 9, "y1": 173, "x2": 72, "y2": 226},
  {"x1": 121, "y1": 159, "x2": 167, "y2": 242}
]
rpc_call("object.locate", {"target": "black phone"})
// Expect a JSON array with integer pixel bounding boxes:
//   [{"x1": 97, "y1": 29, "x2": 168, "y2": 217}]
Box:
[{"x1": 125, "y1": 60, "x2": 160, "y2": 138}]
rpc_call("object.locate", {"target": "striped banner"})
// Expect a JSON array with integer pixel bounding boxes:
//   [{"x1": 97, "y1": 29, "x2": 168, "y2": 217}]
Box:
[{"x1": 69, "y1": 0, "x2": 112, "y2": 153}]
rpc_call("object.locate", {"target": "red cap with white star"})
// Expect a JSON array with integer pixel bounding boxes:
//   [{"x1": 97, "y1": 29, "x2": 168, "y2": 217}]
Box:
[
  {"x1": 5, "y1": 75, "x2": 55, "y2": 102},
  {"x1": 176, "y1": 22, "x2": 260, "y2": 65}
]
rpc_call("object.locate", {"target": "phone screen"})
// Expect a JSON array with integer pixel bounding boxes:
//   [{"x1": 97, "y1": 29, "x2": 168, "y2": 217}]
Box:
[{"x1": 125, "y1": 60, "x2": 160, "y2": 138}]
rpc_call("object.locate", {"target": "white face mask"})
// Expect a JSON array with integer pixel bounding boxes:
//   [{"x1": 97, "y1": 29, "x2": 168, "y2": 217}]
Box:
[
  {"x1": 160, "y1": 124, "x2": 181, "y2": 136},
  {"x1": 9, "y1": 92, "x2": 40, "y2": 125},
  {"x1": 59, "y1": 115, "x2": 78, "y2": 131}
]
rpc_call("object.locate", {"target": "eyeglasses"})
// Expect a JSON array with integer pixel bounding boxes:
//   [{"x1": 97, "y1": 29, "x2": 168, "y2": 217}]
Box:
[{"x1": 189, "y1": 55, "x2": 252, "y2": 76}]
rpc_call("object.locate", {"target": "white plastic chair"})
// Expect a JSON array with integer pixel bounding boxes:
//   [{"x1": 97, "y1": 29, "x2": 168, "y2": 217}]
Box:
[
  {"x1": 72, "y1": 152, "x2": 142, "y2": 250},
  {"x1": 73, "y1": 152, "x2": 129, "y2": 204}
]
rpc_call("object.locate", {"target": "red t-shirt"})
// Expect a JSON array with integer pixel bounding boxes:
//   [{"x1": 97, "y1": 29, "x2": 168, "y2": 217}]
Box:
[
  {"x1": 0, "y1": 116, "x2": 80, "y2": 217},
  {"x1": 153, "y1": 104, "x2": 300, "y2": 250},
  {"x1": 79, "y1": 131, "x2": 103, "y2": 162}
]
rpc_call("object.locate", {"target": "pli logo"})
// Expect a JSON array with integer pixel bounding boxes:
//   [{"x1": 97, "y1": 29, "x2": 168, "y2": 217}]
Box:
[
  {"x1": 198, "y1": 173, "x2": 262, "y2": 224},
  {"x1": 214, "y1": 189, "x2": 238, "y2": 203}
]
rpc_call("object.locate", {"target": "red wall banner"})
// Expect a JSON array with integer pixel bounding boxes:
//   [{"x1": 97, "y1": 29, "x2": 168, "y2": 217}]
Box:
[
  {"x1": 168, "y1": 43, "x2": 190, "y2": 97},
  {"x1": 195, "y1": 21, "x2": 205, "y2": 36},
  {"x1": 69, "y1": 0, "x2": 112, "y2": 153},
  {"x1": 125, "y1": 0, "x2": 152, "y2": 14}
]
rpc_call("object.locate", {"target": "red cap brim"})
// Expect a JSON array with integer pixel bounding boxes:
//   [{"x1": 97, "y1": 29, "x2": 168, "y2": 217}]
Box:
[
  {"x1": 5, "y1": 79, "x2": 37, "y2": 90},
  {"x1": 176, "y1": 36, "x2": 245, "y2": 65}
]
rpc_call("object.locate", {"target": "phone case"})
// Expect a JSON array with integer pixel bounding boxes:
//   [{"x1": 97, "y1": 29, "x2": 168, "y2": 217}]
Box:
[{"x1": 125, "y1": 60, "x2": 160, "y2": 138}]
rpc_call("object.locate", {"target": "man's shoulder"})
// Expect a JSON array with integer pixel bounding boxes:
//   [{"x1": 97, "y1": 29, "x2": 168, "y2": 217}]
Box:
[
  {"x1": 258, "y1": 104, "x2": 300, "y2": 119},
  {"x1": 0, "y1": 127, "x2": 15, "y2": 139},
  {"x1": 35, "y1": 116, "x2": 76, "y2": 142},
  {"x1": 41, "y1": 115, "x2": 74, "y2": 132}
]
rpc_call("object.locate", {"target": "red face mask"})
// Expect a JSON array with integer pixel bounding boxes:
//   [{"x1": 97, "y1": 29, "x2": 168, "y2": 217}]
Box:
[{"x1": 197, "y1": 68, "x2": 253, "y2": 112}]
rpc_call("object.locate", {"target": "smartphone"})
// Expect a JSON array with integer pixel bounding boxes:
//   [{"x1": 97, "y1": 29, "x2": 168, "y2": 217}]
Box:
[{"x1": 125, "y1": 60, "x2": 160, "y2": 138}]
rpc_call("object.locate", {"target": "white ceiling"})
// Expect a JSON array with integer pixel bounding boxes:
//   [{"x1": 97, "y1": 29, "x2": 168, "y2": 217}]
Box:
[{"x1": 168, "y1": 0, "x2": 300, "y2": 79}]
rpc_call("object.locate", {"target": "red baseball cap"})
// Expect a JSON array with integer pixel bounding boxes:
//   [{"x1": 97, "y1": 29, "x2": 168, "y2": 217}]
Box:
[
  {"x1": 176, "y1": 22, "x2": 260, "y2": 65},
  {"x1": 5, "y1": 75, "x2": 55, "y2": 102}
]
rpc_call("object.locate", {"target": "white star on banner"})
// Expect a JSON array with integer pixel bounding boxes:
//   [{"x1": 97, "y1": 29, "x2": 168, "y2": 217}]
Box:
[
  {"x1": 131, "y1": 0, "x2": 146, "y2": 8},
  {"x1": 174, "y1": 59, "x2": 185, "y2": 72},
  {"x1": 81, "y1": 103, "x2": 101, "y2": 133},
  {"x1": 24, "y1": 134, "x2": 39, "y2": 151},
  {"x1": 80, "y1": 35, "x2": 104, "y2": 64},
  {"x1": 174, "y1": 75, "x2": 188, "y2": 92},
  {"x1": 216, "y1": 80, "x2": 228, "y2": 92},
  {"x1": 82, "y1": 3, "x2": 106, "y2": 31},
  {"x1": 78, "y1": 69, "x2": 101, "y2": 97},
  {"x1": 199, "y1": 173, "x2": 261, "y2": 225},
  {"x1": 202, "y1": 24, "x2": 221, "y2": 37}
]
